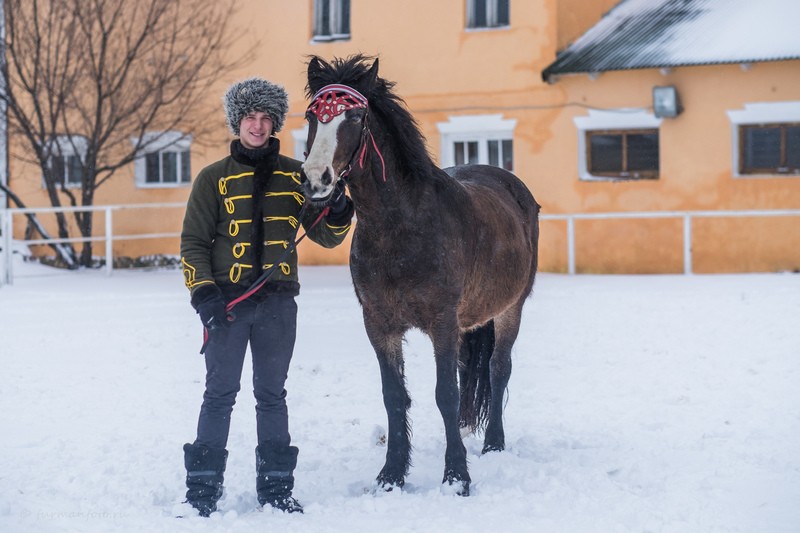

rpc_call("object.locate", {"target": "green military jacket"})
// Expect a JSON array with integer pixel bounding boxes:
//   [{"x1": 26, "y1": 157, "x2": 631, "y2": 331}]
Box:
[{"x1": 180, "y1": 151, "x2": 351, "y2": 300}]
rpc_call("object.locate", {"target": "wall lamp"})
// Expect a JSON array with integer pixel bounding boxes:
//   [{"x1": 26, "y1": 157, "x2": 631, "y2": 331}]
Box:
[{"x1": 653, "y1": 85, "x2": 682, "y2": 118}]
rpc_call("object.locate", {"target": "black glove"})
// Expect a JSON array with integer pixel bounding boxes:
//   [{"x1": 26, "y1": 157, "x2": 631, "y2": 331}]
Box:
[
  {"x1": 191, "y1": 284, "x2": 229, "y2": 330},
  {"x1": 326, "y1": 179, "x2": 354, "y2": 225}
]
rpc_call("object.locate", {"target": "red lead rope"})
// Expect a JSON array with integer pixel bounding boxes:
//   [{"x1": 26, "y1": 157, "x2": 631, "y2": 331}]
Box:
[
  {"x1": 358, "y1": 129, "x2": 387, "y2": 182},
  {"x1": 200, "y1": 205, "x2": 330, "y2": 354}
]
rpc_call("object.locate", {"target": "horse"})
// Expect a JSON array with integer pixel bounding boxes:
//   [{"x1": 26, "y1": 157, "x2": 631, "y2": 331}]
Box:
[{"x1": 301, "y1": 55, "x2": 540, "y2": 496}]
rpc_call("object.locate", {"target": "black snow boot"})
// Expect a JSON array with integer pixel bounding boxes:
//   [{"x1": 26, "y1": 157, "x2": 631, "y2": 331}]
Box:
[
  {"x1": 256, "y1": 444, "x2": 304, "y2": 513},
  {"x1": 183, "y1": 443, "x2": 228, "y2": 517}
]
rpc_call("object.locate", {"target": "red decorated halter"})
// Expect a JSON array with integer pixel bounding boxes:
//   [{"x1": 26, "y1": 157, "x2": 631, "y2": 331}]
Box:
[
  {"x1": 307, "y1": 83, "x2": 386, "y2": 182},
  {"x1": 308, "y1": 84, "x2": 368, "y2": 123}
]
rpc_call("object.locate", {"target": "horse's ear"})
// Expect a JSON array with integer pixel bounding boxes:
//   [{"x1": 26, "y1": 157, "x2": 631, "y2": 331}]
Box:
[
  {"x1": 307, "y1": 56, "x2": 326, "y2": 95},
  {"x1": 365, "y1": 58, "x2": 380, "y2": 90},
  {"x1": 308, "y1": 56, "x2": 322, "y2": 77}
]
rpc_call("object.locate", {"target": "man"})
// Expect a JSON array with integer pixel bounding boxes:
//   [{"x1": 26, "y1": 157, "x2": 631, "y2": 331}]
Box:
[{"x1": 179, "y1": 77, "x2": 353, "y2": 516}]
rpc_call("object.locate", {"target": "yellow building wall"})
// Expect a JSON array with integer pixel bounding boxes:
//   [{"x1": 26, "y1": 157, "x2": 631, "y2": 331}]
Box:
[
  {"x1": 9, "y1": 0, "x2": 800, "y2": 273},
  {"x1": 7, "y1": 142, "x2": 207, "y2": 263},
  {"x1": 218, "y1": 0, "x2": 559, "y2": 267},
  {"x1": 169, "y1": 0, "x2": 560, "y2": 267},
  {"x1": 541, "y1": 63, "x2": 800, "y2": 272}
]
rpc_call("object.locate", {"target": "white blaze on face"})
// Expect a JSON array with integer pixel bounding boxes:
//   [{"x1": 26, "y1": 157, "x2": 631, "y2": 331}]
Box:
[{"x1": 302, "y1": 114, "x2": 346, "y2": 200}]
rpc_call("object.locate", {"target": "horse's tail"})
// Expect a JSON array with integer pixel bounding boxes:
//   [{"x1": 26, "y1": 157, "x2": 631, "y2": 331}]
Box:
[{"x1": 458, "y1": 320, "x2": 495, "y2": 433}]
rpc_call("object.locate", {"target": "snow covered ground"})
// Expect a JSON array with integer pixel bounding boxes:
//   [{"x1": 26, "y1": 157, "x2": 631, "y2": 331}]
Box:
[{"x1": 1, "y1": 259, "x2": 799, "y2": 533}]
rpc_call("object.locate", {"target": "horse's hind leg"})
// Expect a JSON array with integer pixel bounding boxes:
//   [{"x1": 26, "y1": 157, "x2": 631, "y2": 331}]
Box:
[
  {"x1": 483, "y1": 302, "x2": 524, "y2": 453},
  {"x1": 432, "y1": 322, "x2": 470, "y2": 495},
  {"x1": 364, "y1": 321, "x2": 411, "y2": 490}
]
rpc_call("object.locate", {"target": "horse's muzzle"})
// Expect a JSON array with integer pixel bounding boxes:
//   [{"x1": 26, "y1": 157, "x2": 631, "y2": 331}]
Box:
[{"x1": 301, "y1": 177, "x2": 337, "y2": 207}]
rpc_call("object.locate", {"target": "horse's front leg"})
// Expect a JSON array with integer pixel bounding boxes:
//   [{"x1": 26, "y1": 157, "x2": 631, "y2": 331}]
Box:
[
  {"x1": 432, "y1": 326, "x2": 470, "y2": 496},
  {"x1": 364, "y1": 320, "x2": 411, "y2": 491}
]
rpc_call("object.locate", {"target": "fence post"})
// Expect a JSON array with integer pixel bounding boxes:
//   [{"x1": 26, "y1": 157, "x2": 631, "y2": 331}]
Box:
[
  {"x1": 683, "y1": 214, "x2": 693, "y2": 275},
  {"x1": 106, "y1": 207, "x2": 113, "y2": 276},
  {"x1": 567, "y1": 216, "x2": 576, "y2": 275}
]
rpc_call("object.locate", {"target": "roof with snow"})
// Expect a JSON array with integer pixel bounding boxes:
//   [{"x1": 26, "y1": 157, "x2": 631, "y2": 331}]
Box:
[{"x1": 542, "y1": 0, "x2": 800, "y2": 82}]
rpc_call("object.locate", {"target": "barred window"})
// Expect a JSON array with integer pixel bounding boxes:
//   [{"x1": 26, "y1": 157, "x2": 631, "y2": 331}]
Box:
[
  {"x1": 586, "y1": 129, "x2": 659, "y2": 180},
  {"x1": 740, "y1": 123, "x2": 800, "y2": 175}
]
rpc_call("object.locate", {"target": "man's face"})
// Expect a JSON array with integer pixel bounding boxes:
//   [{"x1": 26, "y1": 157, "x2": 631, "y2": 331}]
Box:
[{"x1": 239, "y1": 111, "x2": 274, "y2": 149}]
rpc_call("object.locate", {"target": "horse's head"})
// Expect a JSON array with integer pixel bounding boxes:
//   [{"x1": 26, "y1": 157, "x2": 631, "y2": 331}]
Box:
[{"x1": 301, "y1": 56, "x2": 380, "y2": 205}]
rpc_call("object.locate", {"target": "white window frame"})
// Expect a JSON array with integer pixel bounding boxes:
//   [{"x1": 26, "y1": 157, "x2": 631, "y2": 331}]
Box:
[
  {"x1": 45, "y1": 135, "x2": 87, "y2": 189},
  {"x1": 132, "y1": 131, "x2": 192, "y2": 188},
  {"x1": 466, "y1": 0, "x2": 510, "y2": 30},
  {"x1": 574, "y1": 109, "x2": 662, "y2": 182},
  {"x1": 312, "y1": 0, "x2": 351, "y2": 42},
  {"x1": 437, "y1": 114, "x2": 516, "y2": 169},
  {"x1": 727, "y1": 101, "x2": 800, "y2": 178}
]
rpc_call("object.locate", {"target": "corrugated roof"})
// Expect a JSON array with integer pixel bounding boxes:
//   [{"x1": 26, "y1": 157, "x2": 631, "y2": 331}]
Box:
[{"x1": 542, "y1": 0, "x2": 800, "y2": 82}]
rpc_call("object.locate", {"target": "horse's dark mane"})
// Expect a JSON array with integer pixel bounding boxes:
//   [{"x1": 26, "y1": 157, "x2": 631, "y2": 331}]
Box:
[{"x1": 306, "y1": 55, "x2": 436, "y2": 180}]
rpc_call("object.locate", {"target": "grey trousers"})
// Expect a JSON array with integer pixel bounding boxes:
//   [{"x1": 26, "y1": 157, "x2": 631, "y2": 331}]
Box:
[{"x1": 194, "y1": 295, "x2": 297, "y2": 449}]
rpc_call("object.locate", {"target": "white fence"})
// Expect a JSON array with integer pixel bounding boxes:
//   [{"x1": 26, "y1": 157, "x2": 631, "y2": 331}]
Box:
[
  {"x1": 1, "y1": 202, "x2": 186, "y2": 285},
  {"x1": 2, "y1": 204, "x2": 799, "y2": 284},
  {"x1": 540, "y1": 209, "x2": 800, "y2": 274}
]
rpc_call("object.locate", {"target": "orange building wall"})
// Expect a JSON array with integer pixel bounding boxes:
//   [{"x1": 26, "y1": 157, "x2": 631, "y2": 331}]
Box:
[
  {"x1": 9, "y1": 1, "x2": 800, "y2": 273},
  {"x1": 556, "y1": 0, "x2": 619, "y2": 50},
  {"x1": 539, "y1": 63, "x2": 800, "y2": 272}
]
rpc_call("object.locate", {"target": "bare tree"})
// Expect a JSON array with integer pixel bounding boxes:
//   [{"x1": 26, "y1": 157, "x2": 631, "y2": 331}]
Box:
[{"x1": 1, "y1": 0, "x2": 247, "y2": 267}]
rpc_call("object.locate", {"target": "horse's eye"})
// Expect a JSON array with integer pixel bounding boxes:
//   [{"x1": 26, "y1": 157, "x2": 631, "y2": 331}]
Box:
[
  {"x1": 350, "y1": 113, "x2": 363, "y2": 124},
  {"x1": 305, "y1": 111, "x2": 315, "y2": 123}
]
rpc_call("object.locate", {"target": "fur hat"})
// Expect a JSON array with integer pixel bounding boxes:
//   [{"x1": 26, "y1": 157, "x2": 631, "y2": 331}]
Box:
[{"x1": 223, "y1": 77, "x2": 289, "y2": 135}]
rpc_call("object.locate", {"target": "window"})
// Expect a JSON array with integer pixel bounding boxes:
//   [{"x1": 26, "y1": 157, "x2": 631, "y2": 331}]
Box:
[
  {"x1": 574, "y1": 109, "x2": 662, "y2": 181},
  {"x1": 133, "y1": 131, "x2": 192, "y2": 188},
  {"x1": 437, "y1": 115, "x2": 516, "y2": 170},
  {"x1": 488, "y1": 139, "x2": 514, "y2": 169},
  {"x1": 46, "y1": 135, "x2": 87, "y2": 189},
  {"x1": 454, "y1": 141, "x2": 478, "y2": 165},
  {"x1": 292, "y1": 126, "x2": 309, "y2": 161},
  {"x1": 144, "y1": 150, "x2": 191, "y2": 184},
  {"x1": 453, "y1": 139, "x2": 514, "y2": 169},
  {"x1": 586, "y1": 129, "x2": 659, "y2": 179},
  {"x1": 467, "y1": 0, "x2": 510, "y2": 29},
  {"x1": 313, "y1": 0, "x2": 350, "y2": 41},
  {"x1": 739, "y1": 123, "x2": 800, "y2": 175},
  {"x1": 51, "y1": 153, "x2": 83, "y2": 187},
  {"x1": 728, "y1": 101, "x2": 800, "y2": 178}
]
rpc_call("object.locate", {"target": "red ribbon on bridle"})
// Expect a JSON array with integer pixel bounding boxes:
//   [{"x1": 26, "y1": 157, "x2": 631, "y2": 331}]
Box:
[{"x1": 307, "y1": 84, "x2": 387, "y2": 182}]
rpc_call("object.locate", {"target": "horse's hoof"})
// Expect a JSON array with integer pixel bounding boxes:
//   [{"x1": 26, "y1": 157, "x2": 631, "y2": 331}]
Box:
[
  {"x1": 375, "y1": 473, "x2": 405, "y2": 493},
  {"x1": 441, "y1": 478, "x2": 470, "y2": 497},
  {"x1": 481, "y1": 442, "x2": 505, "y2": 454},
  {"x1": 376, "y1": 480, "x2": 402, "y2": 493},
  {"x1": 442, "y1": 469, "x2": 471, "y2": 496}
]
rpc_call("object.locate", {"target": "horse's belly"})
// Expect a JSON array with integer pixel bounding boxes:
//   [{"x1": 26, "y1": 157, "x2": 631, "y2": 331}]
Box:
[
  {"x1": 350, "y1": 254, "x2": 458, "y2": 329},
  {"x1": 457, "y1": 238, "x2": 534, "y2": 328}
]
